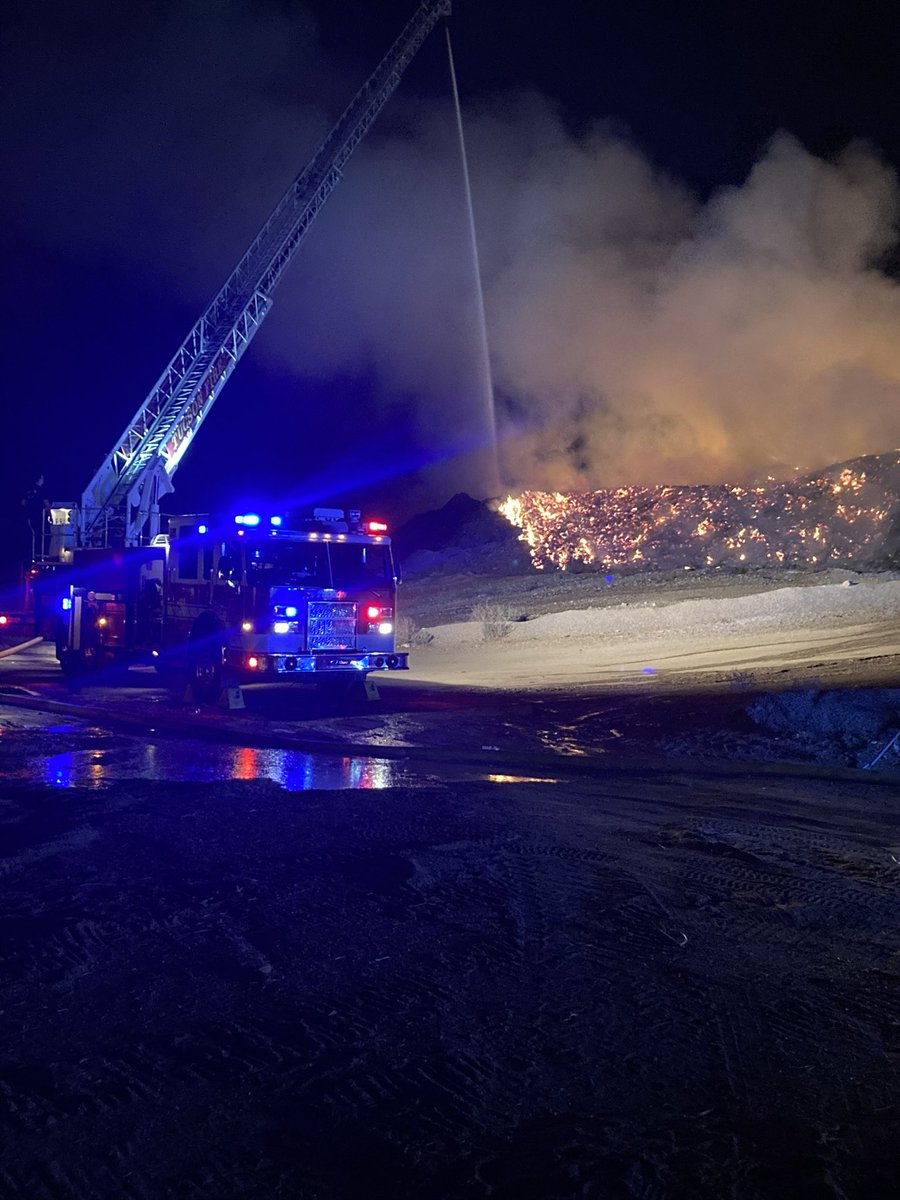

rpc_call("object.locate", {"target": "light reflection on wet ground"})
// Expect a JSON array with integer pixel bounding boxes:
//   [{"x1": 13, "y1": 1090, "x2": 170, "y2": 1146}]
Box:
[
  {"x1": 36, "y1": 741, "x2": 430, "y2": 790},
  {"x1": 35, "y1": 745, "x2": 561, "y2": 790},
  {"x1": 2, "y1": 705, "x2": 563, "y2": 790}
]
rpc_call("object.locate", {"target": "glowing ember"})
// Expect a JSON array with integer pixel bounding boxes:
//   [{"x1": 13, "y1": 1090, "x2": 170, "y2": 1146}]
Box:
[{"x1": 500, "y1": 453, "x2": 900, "y2": 572}]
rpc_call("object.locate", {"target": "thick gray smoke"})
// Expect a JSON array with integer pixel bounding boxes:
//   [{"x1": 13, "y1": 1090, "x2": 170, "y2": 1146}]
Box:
[
  {"x1": 287, "y1": 97, "x2": 900, "y2": 495},
  {"x1": 5, "y1": 1, "x2": 900, "y2": 504}
]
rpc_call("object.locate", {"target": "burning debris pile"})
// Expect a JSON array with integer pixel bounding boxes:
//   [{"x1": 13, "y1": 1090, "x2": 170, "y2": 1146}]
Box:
[{"x1": 501, "y1": 452, "x2": 900, "y2": 572}]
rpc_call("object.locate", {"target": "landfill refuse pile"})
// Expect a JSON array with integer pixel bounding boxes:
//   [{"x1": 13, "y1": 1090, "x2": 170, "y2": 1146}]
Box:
[{"x1": 501, "y1": 451, "x2": 900, "y2": 572}]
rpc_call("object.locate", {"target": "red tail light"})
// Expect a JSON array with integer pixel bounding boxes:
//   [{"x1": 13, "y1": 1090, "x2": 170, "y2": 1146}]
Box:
[
  {"x1": 247, "y1": 655, "x2": 260, "y2": 670},
  {"x1": 0, "y1": 615, "x2": 8, "y2": 626},
  {"x1": 366, "y1": 520, "x2": 388, "y2": 533},
  {"x1": 366, "y1": 605, "x2": 381, "y2": 620}
]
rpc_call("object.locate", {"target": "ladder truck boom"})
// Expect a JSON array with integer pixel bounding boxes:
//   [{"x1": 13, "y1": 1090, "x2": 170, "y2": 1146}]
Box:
[{"x1": 77, "y1": 0, "x2": 451, "y2": 548}]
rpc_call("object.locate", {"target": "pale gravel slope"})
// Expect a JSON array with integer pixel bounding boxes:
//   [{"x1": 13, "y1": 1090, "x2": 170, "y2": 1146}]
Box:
[{"x1": 399, "y1": 579, "x2": 900, "y2": 691}]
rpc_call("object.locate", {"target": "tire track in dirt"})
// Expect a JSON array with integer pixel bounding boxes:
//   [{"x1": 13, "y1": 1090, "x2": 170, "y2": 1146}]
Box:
[{"x1": 2, "y1": 773, "x2": 900, "y2": 1197}]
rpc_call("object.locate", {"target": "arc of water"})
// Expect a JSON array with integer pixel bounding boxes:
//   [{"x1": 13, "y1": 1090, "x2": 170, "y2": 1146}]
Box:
[{"x1": 446, "y1": 26, "x2": 502, "y2": 497}]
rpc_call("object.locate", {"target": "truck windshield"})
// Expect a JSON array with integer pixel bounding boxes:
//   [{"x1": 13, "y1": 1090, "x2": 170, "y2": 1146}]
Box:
[
  {"x1": 246, "y1": 540, "x2": 330, "y2": 586},
  {"x1": 329, "y1": 543, "x2": 393, "y2": 586},
  {"x1": 244, "y1": 539, "x2": 392, "y2": 587}
]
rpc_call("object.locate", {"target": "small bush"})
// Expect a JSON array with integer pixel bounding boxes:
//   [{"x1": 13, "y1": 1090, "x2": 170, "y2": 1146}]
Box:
[
  {"x1": 472, "y1": 602, "x2": 515, "y2": 641},
  {"x1": 396, "y1": 616, "x2": 434, "y2": 647},
  {"x1": 725, "y1": 670, "x2": 755, "y2": 692}
]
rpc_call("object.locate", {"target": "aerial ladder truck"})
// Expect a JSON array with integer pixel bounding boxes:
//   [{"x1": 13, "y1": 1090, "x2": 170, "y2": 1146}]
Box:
[{"x1": 44, "y1": 0, "x2": 452, "y2": 699}]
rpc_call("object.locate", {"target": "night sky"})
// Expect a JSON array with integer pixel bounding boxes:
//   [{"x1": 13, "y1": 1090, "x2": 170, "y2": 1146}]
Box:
[{"x1": 3, "y1": 0, "x2": 900, "y2": 530}]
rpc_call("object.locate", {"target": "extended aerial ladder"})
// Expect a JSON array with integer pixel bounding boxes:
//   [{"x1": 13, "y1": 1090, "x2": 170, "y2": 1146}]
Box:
[{"x1": 69, "y1": 0, "x2": 451, "y2": 550}]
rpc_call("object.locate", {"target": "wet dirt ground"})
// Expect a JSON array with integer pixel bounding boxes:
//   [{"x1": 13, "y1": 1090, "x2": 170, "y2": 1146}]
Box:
[
  {"x1": 2, "y1": 631, "x2": 900, "y2": 1197},
  {"x1": 2, "y1": 736, "x2": 899, "y2": 1198}
]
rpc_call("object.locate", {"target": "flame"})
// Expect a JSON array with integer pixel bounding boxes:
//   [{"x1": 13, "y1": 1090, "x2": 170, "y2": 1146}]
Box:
[{"x1": 500, "y1": 458, "x2": 900, "y2": 572}]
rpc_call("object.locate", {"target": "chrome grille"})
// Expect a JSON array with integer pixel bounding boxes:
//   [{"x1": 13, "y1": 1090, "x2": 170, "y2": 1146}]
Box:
[{"x1": 307, "y1": 601, "x2": 357, "y2": 650}]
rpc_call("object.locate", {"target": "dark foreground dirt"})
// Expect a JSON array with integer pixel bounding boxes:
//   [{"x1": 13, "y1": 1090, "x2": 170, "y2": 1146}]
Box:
[
  {"x1": 2, "y1": 762, "x2": 900, "y2": 1199},
  {"x1": 2, "y1": 564, "x2": 900, "y2": 1198}
]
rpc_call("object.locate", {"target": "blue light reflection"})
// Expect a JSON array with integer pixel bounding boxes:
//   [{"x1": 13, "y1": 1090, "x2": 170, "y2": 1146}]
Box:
[{"x1": 39, "y1": 742, "x2": 403, "y2": 790}]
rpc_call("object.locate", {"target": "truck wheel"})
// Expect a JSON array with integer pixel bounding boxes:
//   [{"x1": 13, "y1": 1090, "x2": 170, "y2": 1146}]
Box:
[
  {"x1": 188, "y1": 617, "x2": 226, "y2": 704},
  {"x1": 190, "y1": 650, "x2": 223, "y2": 704}
]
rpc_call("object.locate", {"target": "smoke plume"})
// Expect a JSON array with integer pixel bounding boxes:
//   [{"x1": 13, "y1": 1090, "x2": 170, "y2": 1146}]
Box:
[
  {"x1": 288, "y1": 97, "x2": 900, "y2": 496},
  {"x1": 4, "y1": 2, "x2": 900, "y2": 508}
]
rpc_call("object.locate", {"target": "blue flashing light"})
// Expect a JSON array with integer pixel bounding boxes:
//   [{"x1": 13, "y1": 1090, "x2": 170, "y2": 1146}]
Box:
[
  {"x1": 235, "y1": 513, "x2": 260, "y2": 527},
  {"x1": 270, "y1": 515, "x2": 283, "y2": 527},
  {"x1": 61, "y1": 597, "x2": 72, "y2": 611},
  {"x1": 285, "y1": 605, "x2": 298, "y2": 618},
  {"x1": 642, "y1": 666, "x2": 656, "y2": 675},
  {"x1": 198, "y1": 524, "x2": 208, "y2": 534},
  {"x1": 605, "y1": 574, "x2": 614, "y2": 583}
]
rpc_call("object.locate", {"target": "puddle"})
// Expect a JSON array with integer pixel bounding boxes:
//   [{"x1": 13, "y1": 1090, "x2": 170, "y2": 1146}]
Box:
[
  {"x1": 2, "y1": 705, "x2": 566, "y2": 792},
  {"x1": 32, "y1": 743, "x2": 565, "y2": 791},
  {"x1": 32, "y1": 740, "x2": 436, "y2": 791},
  {"x1": 483, "y1": 773, "x2": 562, "y2": 784}
]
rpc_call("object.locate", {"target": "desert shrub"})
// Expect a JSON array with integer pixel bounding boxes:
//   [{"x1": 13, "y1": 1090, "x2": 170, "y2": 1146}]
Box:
[
  {"x1": 725, "y1": 670, "x2": 756, "y2": 692},
  {"x1": 396, "y1": 616, "x2": 434, "y2": 647},
  {"x1": 471, "y1": 602, "x2": 515, "y2": 641}
]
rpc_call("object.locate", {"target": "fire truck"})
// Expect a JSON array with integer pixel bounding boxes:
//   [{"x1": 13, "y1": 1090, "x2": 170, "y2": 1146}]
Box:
[
  {"x1": 59, "y1": 508, "x2": 405, "y2": 700},
  {"x1": 41, "y1": 1, "x2": 451, "y2": 697}
]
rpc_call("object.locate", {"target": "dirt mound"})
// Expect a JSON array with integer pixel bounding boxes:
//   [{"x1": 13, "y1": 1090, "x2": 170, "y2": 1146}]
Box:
[
  {"x1": 393, "y1": 492, "x2": 527, "y2": 576},
  {"x1": 745, "y1": 688, "x2": 900, "y2": 768}
]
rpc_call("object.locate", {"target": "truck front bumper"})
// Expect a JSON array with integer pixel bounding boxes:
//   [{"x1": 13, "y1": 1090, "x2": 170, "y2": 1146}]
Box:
[{"x1": 224, "y1": 649, "x2": 408, "y2": 677}]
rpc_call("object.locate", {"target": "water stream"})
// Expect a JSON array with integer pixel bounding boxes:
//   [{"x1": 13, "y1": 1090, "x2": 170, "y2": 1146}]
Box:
[{"x1": 446, "y1": 27, "x2": 501, "y2": 498}]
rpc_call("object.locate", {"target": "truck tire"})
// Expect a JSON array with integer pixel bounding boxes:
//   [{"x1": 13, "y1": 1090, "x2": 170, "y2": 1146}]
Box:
[
  {"x1": 188, "y1": 617, "x2": 226, "y2": 704},
  {"x1": 191, "y1": 651, "x2": 222, "y2": 704}
]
